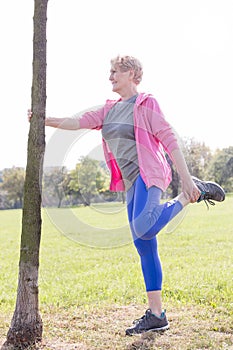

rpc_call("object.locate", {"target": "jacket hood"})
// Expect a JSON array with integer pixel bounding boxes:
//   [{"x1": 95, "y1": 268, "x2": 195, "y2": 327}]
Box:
[
  {"x1": 106, "y1": 92, "x2": 152, "y2": 106},
  {"x1": 136, "y1": 92, "x2": 153, "y2": 105}
]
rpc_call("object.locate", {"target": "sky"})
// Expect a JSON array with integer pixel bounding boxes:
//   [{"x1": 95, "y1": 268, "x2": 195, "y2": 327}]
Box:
[{"x1": 0, "y1": 0, "x2": 232, "y2": 170}]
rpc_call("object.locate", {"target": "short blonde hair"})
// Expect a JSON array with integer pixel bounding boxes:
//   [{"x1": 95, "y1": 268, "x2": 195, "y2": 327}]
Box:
[{"x1": 110, "y1": 55, "x2": 143, "y2": 85}]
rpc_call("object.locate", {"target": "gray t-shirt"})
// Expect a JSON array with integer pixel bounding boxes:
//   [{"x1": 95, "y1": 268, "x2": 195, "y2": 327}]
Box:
[{"x1": 102, "y1": 94, "x2": 139, "y2": 191}]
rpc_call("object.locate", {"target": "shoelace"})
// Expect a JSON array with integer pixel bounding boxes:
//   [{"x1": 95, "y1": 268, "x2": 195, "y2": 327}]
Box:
[
  {"x1": 204, "y1": 198, "x2": 215, "y2": 210},
  {"x1": 199, "y1": 191, "x2": 215, "y2": 210},
  {"x1": 133, "y1": 310, "x2": 151, "y2": 324},
  {"x1": 133, "y1": 314, "x2": 146, "y2": 325}
]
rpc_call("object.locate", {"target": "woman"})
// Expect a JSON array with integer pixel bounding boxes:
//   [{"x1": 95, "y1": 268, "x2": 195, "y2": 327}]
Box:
[{"x1": 28, "y1": 55, "x2": 225, "y2": 335}]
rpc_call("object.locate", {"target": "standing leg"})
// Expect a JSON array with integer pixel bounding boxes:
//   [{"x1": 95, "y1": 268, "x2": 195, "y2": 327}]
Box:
[
  {"x1": 126, "y1": 175, "x2": 163, "y2": 314},
  {"x1": 126, "y1": 175, "x2": 170, "y2": 335}
]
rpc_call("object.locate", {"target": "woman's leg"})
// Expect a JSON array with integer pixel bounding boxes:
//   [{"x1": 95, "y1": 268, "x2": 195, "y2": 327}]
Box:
[
  {"x1": 126, "y1": 174, "x2": 186, "y2": 315},
  {"x1": 126, "y1": 176, "x2": 163, "y2": 315},
  {"x1": 131, "y1": 175, "x2": 184, "y2": 240},
  {"x1": 125, "y1": 174, "x2": 225, "y2": 334}
]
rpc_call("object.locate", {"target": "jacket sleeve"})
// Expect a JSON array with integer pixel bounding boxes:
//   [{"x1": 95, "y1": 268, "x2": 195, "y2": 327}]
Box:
[
  {"x1": 145, "y1": 96, "x2": 179, "y2": 155},
  {"x1": 78, "y1": 105, "x2": 106, "y2": 130},
  {"x1": 78, "y1": 99, "x2": 117, "y2": 130}
]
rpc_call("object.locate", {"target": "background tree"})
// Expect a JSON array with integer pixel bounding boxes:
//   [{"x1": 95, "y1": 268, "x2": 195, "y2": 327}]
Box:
[
  {"x1": 78, "y1": 156, "x2": 100, "y2": 205},
  {"x1": 166, "y1": 155, "x2": 180, "y2": 197},
  {"x1": 68, "y1": 162, "x2": 85, "y2": 205},
  {"x1": 69, "y1": 156, "x2": 109, "y2": 206},
  {"x1": 0, "y1": 167, "x2": 25, "y2": 208},
  {"x1": 182, "y1": 138, "x2": 212, "y2": 179},
  {"x1": 206, "y1": 146, "x2": 233, "y2": 192},
  {"x1": 43, "y1": 166, "x2": 68, "y2": 207},
  {"x1": 165, "y1": 138, "x2": 212, "y2": 197},
  {"x1": 3, "y1": 0, "x2": 48, "y2": 348}
]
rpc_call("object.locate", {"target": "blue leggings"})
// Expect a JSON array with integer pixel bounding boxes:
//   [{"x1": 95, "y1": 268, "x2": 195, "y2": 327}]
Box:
[{"x1": 126, "y1": 174, "x2": 183, "y2": 291}]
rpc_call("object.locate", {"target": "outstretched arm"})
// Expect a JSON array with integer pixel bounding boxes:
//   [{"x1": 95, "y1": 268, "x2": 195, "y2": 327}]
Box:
[
  {"x1": 27, "y1": 109, "x2": 80, "y2": 130},
  {"x1": 45, "y1": 117, "x2": 80, "y2": 130}
]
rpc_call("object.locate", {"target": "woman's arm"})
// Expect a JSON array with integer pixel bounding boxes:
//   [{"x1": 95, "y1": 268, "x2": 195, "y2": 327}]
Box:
[
  {"x1": 27, "y1": 105, "x2": 107, "y2": 130},
  {"x1": 45, "y1": 117, "x2": 80, "y2": 130},
  {"x1": 144, "y1": 98, "x2": 200, "y2": 202},
  {"x1": 27, "y1": 109, "x2": 80, "y2": 130},
  {"x1": 170, "y1": 148, "x2": 200, "y2": 203}
]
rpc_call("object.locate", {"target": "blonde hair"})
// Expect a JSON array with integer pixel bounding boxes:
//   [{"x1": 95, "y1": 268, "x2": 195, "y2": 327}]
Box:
[{"x1": 110, "y1": 55, "x2": 143, "y2": 85}]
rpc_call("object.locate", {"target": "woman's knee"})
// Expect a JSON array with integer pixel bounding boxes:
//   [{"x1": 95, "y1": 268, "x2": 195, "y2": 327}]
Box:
[{"x1": 132, "y1": 212, "x2": 161, "y2": 240}]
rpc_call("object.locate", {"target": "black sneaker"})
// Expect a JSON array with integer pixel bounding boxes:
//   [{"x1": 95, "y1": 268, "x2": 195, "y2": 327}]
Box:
[
  {"x1": 192, "y1": 176, "x2": 225, "y2": 208},
  {"x1": 125, "y1": 309, "x2": 169, "y2": 336}
]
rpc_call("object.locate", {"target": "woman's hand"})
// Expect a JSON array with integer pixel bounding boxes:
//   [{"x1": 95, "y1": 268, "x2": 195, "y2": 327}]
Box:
[
  {"x1": 181, "y1": 176, "x2": 201, "y2": 203},
  {"x1": 27, "y1": 109, "x2": 49, "y2": 126},
  {"x1": 27, "y1": 109, "x2": 32, "y2": 122}
]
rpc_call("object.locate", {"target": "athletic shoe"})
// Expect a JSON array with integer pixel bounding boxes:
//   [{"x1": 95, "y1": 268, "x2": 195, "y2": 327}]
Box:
[
  {"x1": 125, "y1": 309, "x2": 169, "y2": 336},
  {"x1": 192, "y1": 176, "x2": 225, "y2": 208}
]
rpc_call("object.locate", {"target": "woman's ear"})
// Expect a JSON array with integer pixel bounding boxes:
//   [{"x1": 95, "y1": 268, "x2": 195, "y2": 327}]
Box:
[{"x1": 129, "y1": 69, "x2": 135, "y2": 81}]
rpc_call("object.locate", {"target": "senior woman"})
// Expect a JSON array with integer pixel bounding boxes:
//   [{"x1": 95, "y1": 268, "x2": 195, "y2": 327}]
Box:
[{"x1": 29, "y1": 55, "x2": 225, "y2": 335}]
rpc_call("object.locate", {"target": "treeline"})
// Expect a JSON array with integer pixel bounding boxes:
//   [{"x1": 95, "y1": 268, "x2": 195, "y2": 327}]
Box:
[{"x1": 0, "y1": 140, "x2": 232, "y2": 210}]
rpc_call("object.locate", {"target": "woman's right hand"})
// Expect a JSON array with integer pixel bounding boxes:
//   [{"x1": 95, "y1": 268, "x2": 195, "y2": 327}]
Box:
[
  {"x1": 27, "y1": 109, "x2": 51, "y2": 127},
  {"x1": 27, "y1": 109, "x2": 49, "y2": 125},
  {"x1": 27, "y1": 109, "x2": 32, "y2": 122}
]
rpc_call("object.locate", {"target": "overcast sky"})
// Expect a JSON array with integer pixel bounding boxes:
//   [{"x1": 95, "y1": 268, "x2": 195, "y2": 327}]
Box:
[{"x1": 0, "y1": 0, "x2": 232, "y2": 170}]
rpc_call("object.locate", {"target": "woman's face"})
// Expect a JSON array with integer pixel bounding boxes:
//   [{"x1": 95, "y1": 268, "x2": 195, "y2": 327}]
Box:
[{"x1": 109, "y1": 64, "x2": 133, "y2": 94}]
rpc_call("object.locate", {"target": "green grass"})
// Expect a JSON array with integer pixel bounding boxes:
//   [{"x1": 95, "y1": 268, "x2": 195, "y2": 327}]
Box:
[{"x1": 0, "y1": 196, "x2": 233, "y2": 349}]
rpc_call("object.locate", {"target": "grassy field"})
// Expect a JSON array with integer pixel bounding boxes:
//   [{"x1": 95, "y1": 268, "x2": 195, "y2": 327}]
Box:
[{"x1": 0, "y1": 195, "x2": 233, "y2": 349}]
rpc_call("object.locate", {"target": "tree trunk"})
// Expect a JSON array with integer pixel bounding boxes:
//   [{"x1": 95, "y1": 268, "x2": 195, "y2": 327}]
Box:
[{"x1": 3, "y1": 0, "x2": 48, "y2": 348}]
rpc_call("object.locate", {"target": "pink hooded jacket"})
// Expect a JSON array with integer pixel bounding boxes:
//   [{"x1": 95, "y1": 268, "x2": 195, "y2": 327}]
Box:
[{"x1": 79, "y1": 93, "x2": 179, "y2": 192}]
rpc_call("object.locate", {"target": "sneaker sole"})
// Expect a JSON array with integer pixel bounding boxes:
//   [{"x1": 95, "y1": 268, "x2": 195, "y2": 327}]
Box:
[
  {"x1": 145, "y1": 323, "x2": 170, "y2": 333},
  {"x1": 126, "y1": 323, "x2": 170, "y2": 336}
]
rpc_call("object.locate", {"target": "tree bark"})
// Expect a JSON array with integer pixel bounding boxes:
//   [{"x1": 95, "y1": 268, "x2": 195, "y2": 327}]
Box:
[{"x1": 3, "y1": 0, "x2": 48, "y2": 348}]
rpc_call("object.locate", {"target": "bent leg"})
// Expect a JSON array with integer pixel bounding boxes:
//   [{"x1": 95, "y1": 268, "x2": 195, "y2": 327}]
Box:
[{"x1": 131, "y1": 175, "x2": 183, "y2": 239}]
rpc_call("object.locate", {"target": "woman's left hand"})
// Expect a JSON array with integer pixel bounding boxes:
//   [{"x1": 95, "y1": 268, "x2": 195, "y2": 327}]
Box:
[{"x1": 181, "y1": 176, "x2": 201, "y2": 203}]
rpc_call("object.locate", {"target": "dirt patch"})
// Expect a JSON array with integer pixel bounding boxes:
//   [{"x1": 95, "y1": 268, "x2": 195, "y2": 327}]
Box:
[{"x1": 1, "y1": 305, "x2": 233, "y2": 350}]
